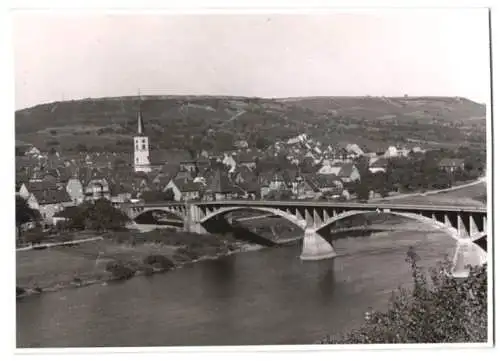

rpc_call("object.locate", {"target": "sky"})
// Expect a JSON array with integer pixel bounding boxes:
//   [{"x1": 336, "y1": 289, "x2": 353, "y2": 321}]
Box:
[{"x1": 13, "y1": 9, "x2": 491, "y2": 110}]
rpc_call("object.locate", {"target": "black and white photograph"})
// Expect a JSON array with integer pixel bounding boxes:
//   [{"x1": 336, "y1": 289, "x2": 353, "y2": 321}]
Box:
[{"x1": 7, "y1": 2, "x2": 493, "y2": 355}]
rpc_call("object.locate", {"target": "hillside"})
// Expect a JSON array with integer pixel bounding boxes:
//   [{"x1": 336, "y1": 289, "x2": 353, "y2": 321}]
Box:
[{"x1": 15, "y1": 95, "x2": 487, "y2": 154}]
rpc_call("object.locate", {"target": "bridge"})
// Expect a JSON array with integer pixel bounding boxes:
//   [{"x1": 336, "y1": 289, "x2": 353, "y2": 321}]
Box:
[{"x1": 123, "y1": 200, "x2": 488, "y2": 276}]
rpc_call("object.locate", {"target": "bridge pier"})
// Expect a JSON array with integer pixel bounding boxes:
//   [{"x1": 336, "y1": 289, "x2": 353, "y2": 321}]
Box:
[
  {"x1": 188, "y1": 222, "x2": 208, "y2": 234},
  {"x1": 450, "y1": 239, "x2": 488, "y2": 278},
  {"x1": 300, "y1": 227, "x2": 336, "y2": 261}
]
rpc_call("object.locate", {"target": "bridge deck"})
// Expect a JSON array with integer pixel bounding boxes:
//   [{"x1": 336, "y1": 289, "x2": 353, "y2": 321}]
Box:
[{"x1": 126, "y1": 200, "x2": 486, "y2": 213}]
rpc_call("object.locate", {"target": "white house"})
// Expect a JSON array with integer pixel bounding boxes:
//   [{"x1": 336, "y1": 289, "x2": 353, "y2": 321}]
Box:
[
  {"x1": 369, "y1": 158, "x2": 389, "y2": 173},
  {"x1": 384, "y1": 146, "x2": 399, "y2": 158},
  {"x1": 317, "y1": 163, "x2": 361, "y2": 183},
  {"x1": 346, "y1": 143, "x2": 364, "y2": 157},
  {"x1": 222, "y1": 153, "x2": 237, "y2": 173},
  {"x1": 65, "y1": 178, "x2": 84, "y2": 205},
  {"x1": 164, "y1": 179, "x2": 202, "y2": 201}
]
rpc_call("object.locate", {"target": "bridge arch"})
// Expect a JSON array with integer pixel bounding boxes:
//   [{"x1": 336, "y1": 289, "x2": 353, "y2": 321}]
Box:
[
  {"x1": 199, "y1": 206, "x2": 307, "y2": 229},
  {"x1": 315, "y1": 209, "x2": 484, "y2": 243},
  {"x1": 132, "y1": 208, "x2": 185, "y2": 223}
]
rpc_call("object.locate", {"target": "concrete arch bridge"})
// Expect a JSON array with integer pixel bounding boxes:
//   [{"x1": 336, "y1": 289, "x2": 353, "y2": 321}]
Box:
[{"x1": 124, "y1": 200, "x2": 487, "y2": 277}]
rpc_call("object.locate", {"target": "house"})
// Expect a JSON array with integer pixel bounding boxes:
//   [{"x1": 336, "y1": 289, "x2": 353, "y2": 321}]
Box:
[
  {"x1": 164, "y1": 178, "x2": 202, "y2": 201},
  {"x1": 281, "y1": 169, "x2": 302, "y2": 190},
  {"x1": 83, "y1": 178, "x2": 111, "y2": 202},
  {"x1": 27, "y1": 188, "x2": 73, "y2": 223},
  {"x1": 109, "y1": 182, "x2": 133, "y2": 207},
  {"x1": 295, "y1": 174, "x2": 321, "y2": 199},
  {"x1": 385, "y1": 146, "x2": 410, "y2": 158},
  {"x1": 151, "y1": 173, "x2": 173, "y2": 192},
  {"x1": 65, "y1": 178, "x2": 84, "y2": 205},
  {"x1": 236, "y1": 151, "x2": 259, "y2": 170},
  {"x1": 231, "y1": 165, "x2": 257, "y2": 185},
  {"x1": 301, "y1": 174, "x2": 344, "y2": 199},
  {"x1": 18, "y1": 180, "x2": 60, "y2": 200},
  {"x1": 369, "y1": 158, "x2": 389, "y2": 174},
  {"x1": 236, "y1": 180, "x2": 260, "y2": 199},
  {"x1": 257, "y1": 172, "x2": 274, "y2": 198},
  {"x1": 346, "y1": 143, "x2": 364, "y2": 157},
  {"x1": 203, "y1": 170, "x2": 242, "y2": 200},
  {"x1": 337, "y1": 163, "x2": 361, "y2": 183},
  {"x1": 317, "y1": 162, "x2": 360, "y2": 183},
  {"x1": 179, "y1": 159, "x2": 197, "y2": 173},
  {"x1": 234, "y1": 140, "x2": 249, "y2": 149},
  {"x1": 222, "y1": 153, "x2": 237, "y2": 173},
  {"x1": 174, "y1": 170, "x2": 194, "y2": 182},
  {"x1": 257, "y1": 171, "x2": 296, "y2": 198},
  {"x1": 373, "y1": 147, "x2": 387, "y2": 157},
  {"x1": 411, "y1": 146, "x2": 426, "y2": 154},
  {"x1": 438, "y1": 158, "x2": 465, "y2": 173},
  {"x1": 314, "y1": 174, "x2": 344, "y2": 194}
]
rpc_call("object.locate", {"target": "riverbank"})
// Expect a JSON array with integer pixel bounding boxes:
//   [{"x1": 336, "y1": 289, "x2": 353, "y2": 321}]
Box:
[{"x1": 16, "y1": 229, "x2": 265, "y2": 299}]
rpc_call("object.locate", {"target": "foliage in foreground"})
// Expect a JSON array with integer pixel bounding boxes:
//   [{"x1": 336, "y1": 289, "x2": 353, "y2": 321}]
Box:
[{"x1": 318, "y1": 253, "x2": 487, "y2": 344}]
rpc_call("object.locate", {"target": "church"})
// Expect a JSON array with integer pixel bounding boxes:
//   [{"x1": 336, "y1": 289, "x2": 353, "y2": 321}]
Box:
[{"x1": 133, "y1": 100, "x2": 165, "y2": 173}]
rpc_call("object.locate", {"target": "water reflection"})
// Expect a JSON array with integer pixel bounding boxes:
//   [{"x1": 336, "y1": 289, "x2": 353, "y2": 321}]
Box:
[
  {"x1": 200, "y1": 256, "x2": 236, "y2": 299},
  {"x1": 318, "y1": 263, "x2": 336, "y2": 305}
]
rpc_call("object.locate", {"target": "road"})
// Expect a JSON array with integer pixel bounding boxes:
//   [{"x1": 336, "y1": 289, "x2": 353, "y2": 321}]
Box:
[
  {"x1": 16, "y1": 236, "x2": 104, "y2": 252},
  {"x1": 368, "y1": 177, "x2": 486, "y2": 202}
]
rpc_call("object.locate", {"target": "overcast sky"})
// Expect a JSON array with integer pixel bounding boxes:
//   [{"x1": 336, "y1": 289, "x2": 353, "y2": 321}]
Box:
[{"x1": 13, "y1": 9, "x2": 490, "y2": 110}]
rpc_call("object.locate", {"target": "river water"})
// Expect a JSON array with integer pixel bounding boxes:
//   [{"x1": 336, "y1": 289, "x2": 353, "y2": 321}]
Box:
[{"x1": 16, "y1": 230, "x2": 455, "y2": 348}]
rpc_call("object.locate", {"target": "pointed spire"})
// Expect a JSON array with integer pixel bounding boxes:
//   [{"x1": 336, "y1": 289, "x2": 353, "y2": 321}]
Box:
[{"x1": 137, "y1": 89, "x2": 145, "y2": 135}]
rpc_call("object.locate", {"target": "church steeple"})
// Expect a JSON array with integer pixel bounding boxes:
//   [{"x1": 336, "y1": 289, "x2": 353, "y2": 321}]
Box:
[
  {"x1": 137, "y1": 109, "x2": 145, "y2": 135},
  {"x1": 137, "y1": 90, "x2": 145, "y2": 135},
  {"x1": 133, "y1": 89, "x2": 151, "y2": 173}
]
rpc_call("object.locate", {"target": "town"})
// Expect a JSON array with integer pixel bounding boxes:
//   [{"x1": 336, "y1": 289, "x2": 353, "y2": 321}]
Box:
[{"x1": 16, "y1": 101, "x2": 485, "y2": 237}]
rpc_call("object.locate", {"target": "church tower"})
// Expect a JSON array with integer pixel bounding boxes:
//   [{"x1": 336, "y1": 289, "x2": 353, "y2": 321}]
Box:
[{"x1": 133, "y1": 96, "x2": 152, "y2": 173}]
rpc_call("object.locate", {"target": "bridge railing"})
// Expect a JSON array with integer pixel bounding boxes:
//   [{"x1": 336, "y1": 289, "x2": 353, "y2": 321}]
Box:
[{"x1": 123, "y1": 200, "x2": 486, "y2": 213}]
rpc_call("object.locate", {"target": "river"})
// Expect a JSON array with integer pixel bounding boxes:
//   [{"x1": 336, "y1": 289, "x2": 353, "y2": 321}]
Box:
[{"x1": 16, "y1": 229, "x2": 456, "y2": 348}]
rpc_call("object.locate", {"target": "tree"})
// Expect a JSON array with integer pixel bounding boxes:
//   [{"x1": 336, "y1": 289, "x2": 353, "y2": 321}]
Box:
[
  {"x1": 66, "y1": 199, "x2": 130, "y2": 232},
  {"x1": 354, "y1": 181, "x2": 370, "y2": 202},
  {"x1": 255, "y1": 136, "x2": 272, "y2": 150},
  {"x1": 164, "y1": 188, "x2": 175, "y2": 201},
  {"x1": 15, "y1": 196, "x2": 39, "y2": 241}
]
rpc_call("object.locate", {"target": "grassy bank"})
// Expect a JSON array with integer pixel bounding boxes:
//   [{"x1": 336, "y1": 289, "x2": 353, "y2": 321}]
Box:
[{"x1": 16, "y1": 229, "x2": 252, "y2": 298}]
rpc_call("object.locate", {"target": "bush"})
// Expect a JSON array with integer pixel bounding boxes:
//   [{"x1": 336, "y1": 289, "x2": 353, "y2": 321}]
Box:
[
  {"x1": 318, "y1": 252, "x2": 487, "y2": 344},
  {"x1": 105, "y1": 261, "x2": 136, "y2": 280},
  {"x1": 143, "y1": 254, "x2": 175, "y2": 270}
]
